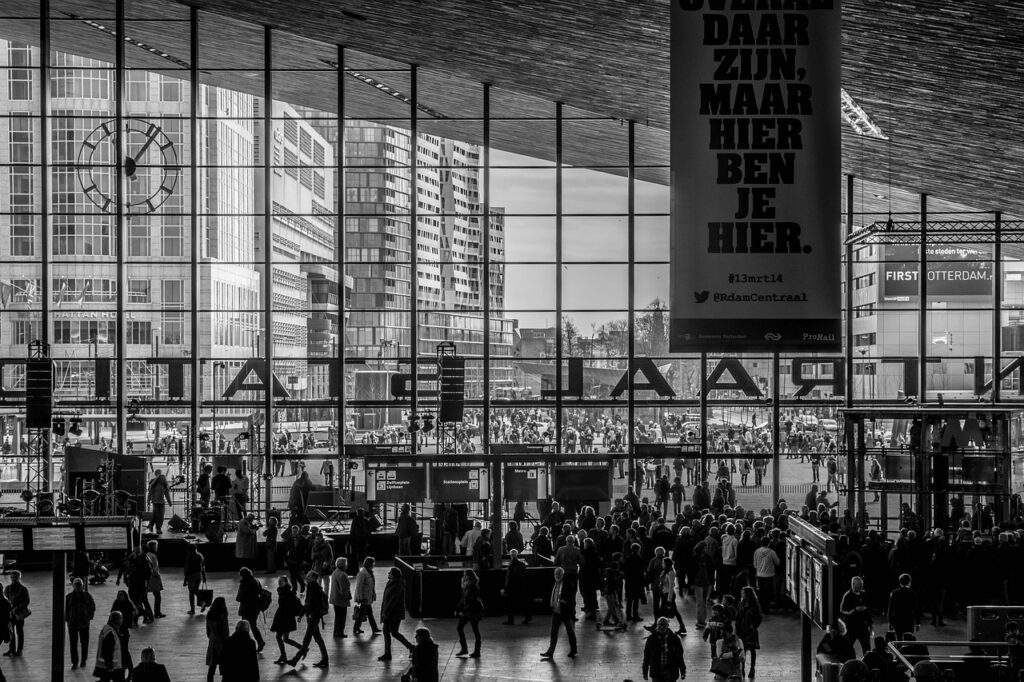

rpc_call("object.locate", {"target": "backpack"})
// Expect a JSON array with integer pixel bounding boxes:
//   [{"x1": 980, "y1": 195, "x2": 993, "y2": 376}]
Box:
[{"x1": 257, "y1": 587, "x2": 273, "y2": 613}]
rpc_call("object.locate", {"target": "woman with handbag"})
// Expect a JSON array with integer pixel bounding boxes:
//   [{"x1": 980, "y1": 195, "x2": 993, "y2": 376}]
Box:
[
  {"x1": 2, "y1": 571, "x2": 29, "y2": 657},
  {"x1": 711, "y1": 621, "x2": 746, "y2": 681},
  {"x1": 659, "y1": 558, "x2": 687, "y2": 634},
  {"x1": 455, "y1": 569, "x2": 484, "y2": 658}
]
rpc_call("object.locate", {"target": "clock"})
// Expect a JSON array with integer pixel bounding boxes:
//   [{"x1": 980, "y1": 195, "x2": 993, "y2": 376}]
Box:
[{"x1": 77, "y1": 118, "x2": 180, "y2": 214}]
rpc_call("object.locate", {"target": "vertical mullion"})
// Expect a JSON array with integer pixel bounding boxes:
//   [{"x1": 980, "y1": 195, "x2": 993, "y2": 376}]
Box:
[
  {"x1": 189, "y1": 6, "x2": 200, "y2": 499},
  {"x1": 409, "y1": 65, "x2": 418, "y2": 451},
  {"x1": 845, "y1": 174, "x2": 854, "y2": 409},
  {"x1": 263, "y1": 27, "x2": 274, "y2": 513},
  {"x1": 39, "y1": 0, "x2": 50, "y2": 345},
  {"x1": 993, "y1": 211, "x2": 1002, "y2": 403},
  {"x1": 337, "y1": 46, "x2": 346, "y2": 477},
  {"x1": 918, "y1": 193, "x2": 928, "y2": 403},
  {"x1": 626, "y1": 121, "x2": 635, "y2": 478},
  {"x1": 115, "y1": 0, "x2": 126, "y2": 451},
  {"x1": 554, "y1": 103, "x2": 562, "y2": 450},
  {"x1": 482, "y1": 84, "x2": 491, "y2": 453}
]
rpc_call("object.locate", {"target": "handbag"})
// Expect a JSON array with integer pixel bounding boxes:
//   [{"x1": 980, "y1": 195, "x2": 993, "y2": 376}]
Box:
[
  {"x1": 709, "y1": 657, "x2": 733, "y2": 677},
  {"x1": 196, "y1": 583, "x2": 213, "y2": 608}
]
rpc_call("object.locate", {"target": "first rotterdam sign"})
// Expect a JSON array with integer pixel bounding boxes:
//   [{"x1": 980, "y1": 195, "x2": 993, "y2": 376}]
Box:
[{"x1": 670, "y1": 0, "x2": 842, "y2": 352}]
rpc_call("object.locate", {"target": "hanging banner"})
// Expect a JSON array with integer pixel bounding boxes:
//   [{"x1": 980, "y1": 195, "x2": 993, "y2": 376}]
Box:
[{"x1": 670, "y1": 0, "x2": 842, "y2": 352}]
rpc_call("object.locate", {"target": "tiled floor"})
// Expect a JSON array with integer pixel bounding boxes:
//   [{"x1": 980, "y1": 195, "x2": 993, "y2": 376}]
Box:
[{"x1": 0, "y1": 568, "x2": 970, "y2": 681}]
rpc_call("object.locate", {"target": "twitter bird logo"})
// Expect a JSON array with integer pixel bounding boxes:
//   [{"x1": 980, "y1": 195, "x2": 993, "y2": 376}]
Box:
[{"x1": 693, "y1": 290, "x2": 710, "y2": 303}]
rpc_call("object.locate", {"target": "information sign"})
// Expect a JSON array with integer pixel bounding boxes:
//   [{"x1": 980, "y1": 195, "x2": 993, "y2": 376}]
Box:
[
  {"x1": 504, "y1": 466, "x2": 547, "y2": 502},
  {"x1": 490, "y1": 444, "x2": 555, "y2": 454},
  {"x1": 365, "y1": 465, "x2": 427, "y2": 503},
  {"x1": 83, "y1": 525, "x2": 131, "y2": 551},
  {"x1": 429, "y1": 465, "x2": 489, "y2": 502},
  {"x1": 32, "y1": 526, "x2": 77, "y2": 552},
  {"x1": 0, "y1": 528, "x2": 25, "y2": 552}
]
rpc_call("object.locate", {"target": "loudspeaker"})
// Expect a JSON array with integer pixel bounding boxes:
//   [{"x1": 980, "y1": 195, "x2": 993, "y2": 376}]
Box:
[
  {"x1": 26, "y1": 358, "x2": 54, "y2": 429},
  {"x1": 36, "y1": 491, "x2": 55, "y2": 516},
  {"x1": 168, "y1": 513, "x2": 189, "y2": 532},
  {"x1": 167, "y1": 365, "x2": 184, "y2": 398},
  {"x1": 439, "y1": 356, "x2": 465, "y2": 422},
  {"x1": 94, "y1": 358, "x2": 110, "y2": 399}
]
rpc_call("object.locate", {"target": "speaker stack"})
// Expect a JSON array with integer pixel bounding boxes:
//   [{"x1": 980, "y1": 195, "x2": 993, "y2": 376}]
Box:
[{"x1": 439, "y1": 356, "x2": 465, "y2": 422}]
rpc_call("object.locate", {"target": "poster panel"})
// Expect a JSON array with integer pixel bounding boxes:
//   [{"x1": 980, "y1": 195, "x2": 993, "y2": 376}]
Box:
[{"x1": 670, "y1": 0, "x2": 842, "y2": 351}]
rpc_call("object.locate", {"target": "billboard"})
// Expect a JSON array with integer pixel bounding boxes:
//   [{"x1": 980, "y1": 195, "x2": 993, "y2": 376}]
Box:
[
  {"x1": 552, "y1": 464, "x2": 613, "y2": 501},
  {"x1": 883, "y1": 245, "x2": 993, "y2": 300},
  {"x1": 670, "y1": 1, "x2": 842, "y2": 352}
]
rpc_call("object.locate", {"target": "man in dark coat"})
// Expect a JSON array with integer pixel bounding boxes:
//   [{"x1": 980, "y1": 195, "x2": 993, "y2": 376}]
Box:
[
  {"x1": 887, "y1": 573, "x2": 919, "y2": 638},
  {"x1": 65, "y1": 578, "x2": 96, "y2": 670},
  {"x1": 378, "y1": 567, "x2": 413, "y2": 661},
  {"x1": 642, "y1": 617, "x2": 686, "y2": 682},
  {"x1": 221, "y1": 620, "x2": 259, "y2": 682},
  {"x1": 540, "y1": 567, "x2": 577, "y2": 659},
  {"x1": 289, "y1": 571, "x2": 329, "y2": 668},
  {"x1": 503, "y1": 549, "x2": 531, "y2": 625}
]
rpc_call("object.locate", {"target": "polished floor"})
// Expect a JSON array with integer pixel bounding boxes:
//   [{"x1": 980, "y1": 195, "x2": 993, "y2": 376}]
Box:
[{"x1": 0, "y1": 567, "x2": 969, "y2": 681}]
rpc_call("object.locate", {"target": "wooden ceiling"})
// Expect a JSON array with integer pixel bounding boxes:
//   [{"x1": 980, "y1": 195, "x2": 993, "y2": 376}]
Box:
[{"x1": 4, "y1": 0, "x2": 1023, "y2": 218}]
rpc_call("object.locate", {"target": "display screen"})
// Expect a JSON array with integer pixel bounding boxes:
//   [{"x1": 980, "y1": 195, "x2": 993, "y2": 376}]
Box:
[
  {"x1": 366, "y1": 466, "x2": 426, "y2": 503},
  {"x1": 0, "y1": 528, "x2": 25, "y2": 552},
  {"x1": 32, "y1": 526, "x2": 77, "y2": 551},
  {"x1": 83, "y1": 526, "x2": 130, "y2": 551},
  {"x1": 429, "y1": 466, "x2": 487, "y2": 502},
  {"x1": 552, "y1": 465, "x2": 612, "y2": 501}
]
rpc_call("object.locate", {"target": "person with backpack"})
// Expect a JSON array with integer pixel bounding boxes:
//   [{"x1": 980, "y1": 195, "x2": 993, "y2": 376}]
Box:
[
  {"x1": 271, "y1": 576, "x2": 302, "y2": 665},
  {"x1": 235, "y1": 567, "x2": 267, "y2": 652},
  {"x1": 288, "y1": 571, "x2": 329, "y2": 668}
]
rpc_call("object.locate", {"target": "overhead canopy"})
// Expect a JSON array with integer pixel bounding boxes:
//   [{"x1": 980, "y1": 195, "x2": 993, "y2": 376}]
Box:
[{"x1": 2, "y1": 0, "x2": 1021, "y2": 216}]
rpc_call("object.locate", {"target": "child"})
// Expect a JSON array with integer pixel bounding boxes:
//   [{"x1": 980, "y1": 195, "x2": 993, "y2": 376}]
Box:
[{"x1": 703, "y1": 603, "x2": 730, "y2": 658}]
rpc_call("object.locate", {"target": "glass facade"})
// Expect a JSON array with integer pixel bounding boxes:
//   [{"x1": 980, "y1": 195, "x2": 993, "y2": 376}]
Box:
[{"x1": 0, "y1": 0, "x2": 1018, "y2": 527}]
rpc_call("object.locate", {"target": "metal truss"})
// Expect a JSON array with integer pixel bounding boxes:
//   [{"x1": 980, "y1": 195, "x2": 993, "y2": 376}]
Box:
[{"x1": 846, "y1": 219, "x2": 1024, "y2": 246}]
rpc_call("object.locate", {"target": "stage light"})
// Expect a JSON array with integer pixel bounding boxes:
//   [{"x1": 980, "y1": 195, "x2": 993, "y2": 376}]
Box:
[
  {"x1": 422, "y1": 415, "x2": 435, "y2": 434},
  {"x1": 407, "y1": 414, "x2": 420, "y2": 433},
  {"x1": 52, "y1": 418, "x2": 66, "y2": 436},
  {"x1": 68, "y1": 417, "x2": 82, "y2": 436}
]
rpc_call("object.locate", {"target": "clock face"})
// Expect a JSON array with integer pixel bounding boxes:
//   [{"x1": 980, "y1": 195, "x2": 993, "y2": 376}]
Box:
[{"x1": 77, "y1": 118, "x2": 180, "y2": 215}]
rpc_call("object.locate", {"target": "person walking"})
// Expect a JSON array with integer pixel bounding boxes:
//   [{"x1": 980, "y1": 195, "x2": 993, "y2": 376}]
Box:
[
  {"x1": 144, "y1": 540, "x2": 166, "y2": 618},
  {"x1": 205, "y1": 597, "x2": 230, "y2": 682},
  {"x1": 65, "y1": 577, "x2": 96, "y2": 670},
  {"x1": 624, "y1": 542, "x2": 647, "y2": 622},
  {"x1": 693, "y1": 540, "x2": 715, "y2": 628},
  {"x1": 353, "y1": 556, "x2": 381, "y2": 636},
  {"x1": 94, "y1": 611, "x2": 125, "y2": 682},
  {"x1": 659, "y1": 558, "x2": 687, "y2": 634},
  {"x1": 839, "y1": 576, "x2": 872, "y2": 656},
  {"x1": 270, "y1": 576, "x2": 302, "y2": 665},
  {"x1": 752, "y1": 537, "x2": 780, "y2": 613},
  {"x1": 2, "y1": 570, "x2": 29, "y2": 657},
  {"x1": 887, "y1": 573, "x2": 919, "y2": 639},
  {"x1": 378, "y1": 567, "x2": 413, "y2": 662},
  {"x1": 642, "y1": 616, "x2": 686, "y2": 682},
  {"x1": 540, "y1": 567, "x2": 578, "y2": 659},
  {"x1": 235, "y1": 567, "x2": 266, "y2": 652},
  {"x1": 235, "y1": 514, "x2": 258, "y2": 561},
  {"x1": 116, "y1": 546, "x2": 153, "y2": 624},
  {"x1": 329, "y1": 557, "x2": 352, "y2": 638},
  {"x1": 184, "y1": 543, "x2": 207, "y2": 615},
  {"x1": 502, "y1": 549, "x2": 531, "y2": 625},
  {"x1": 310, "y1": 531, "x2": 334, "y2": 583},
  {"x1": 289, "y1": 571, "x2": 330, "y2": 668},
  {"x1": 736, "y1": 586, "x2": 763, "y2": 678},
  {"x1": 455, "y1": 569, "x2": 484, "y2": 658},
  {"x1": 396, "y1": 503, "x2": 415, "y2": 555},
  {"x1": 712, "y1": 621, "x2": 746, "y2": 681},
  {"x1": 131, "y1": 647, "x2": 171, "y2": 682},
  {"x1": 147, "y1": 469, "x2": 172, "y2": 534},
  {"x1": 220, "y1": 620, "x2": 260, "y2": 682}
]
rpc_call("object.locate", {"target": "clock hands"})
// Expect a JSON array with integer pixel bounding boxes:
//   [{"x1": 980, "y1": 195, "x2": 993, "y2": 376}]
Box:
[{"x1": 125, "y1": 123, "x2": 161, "y2": 179}]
